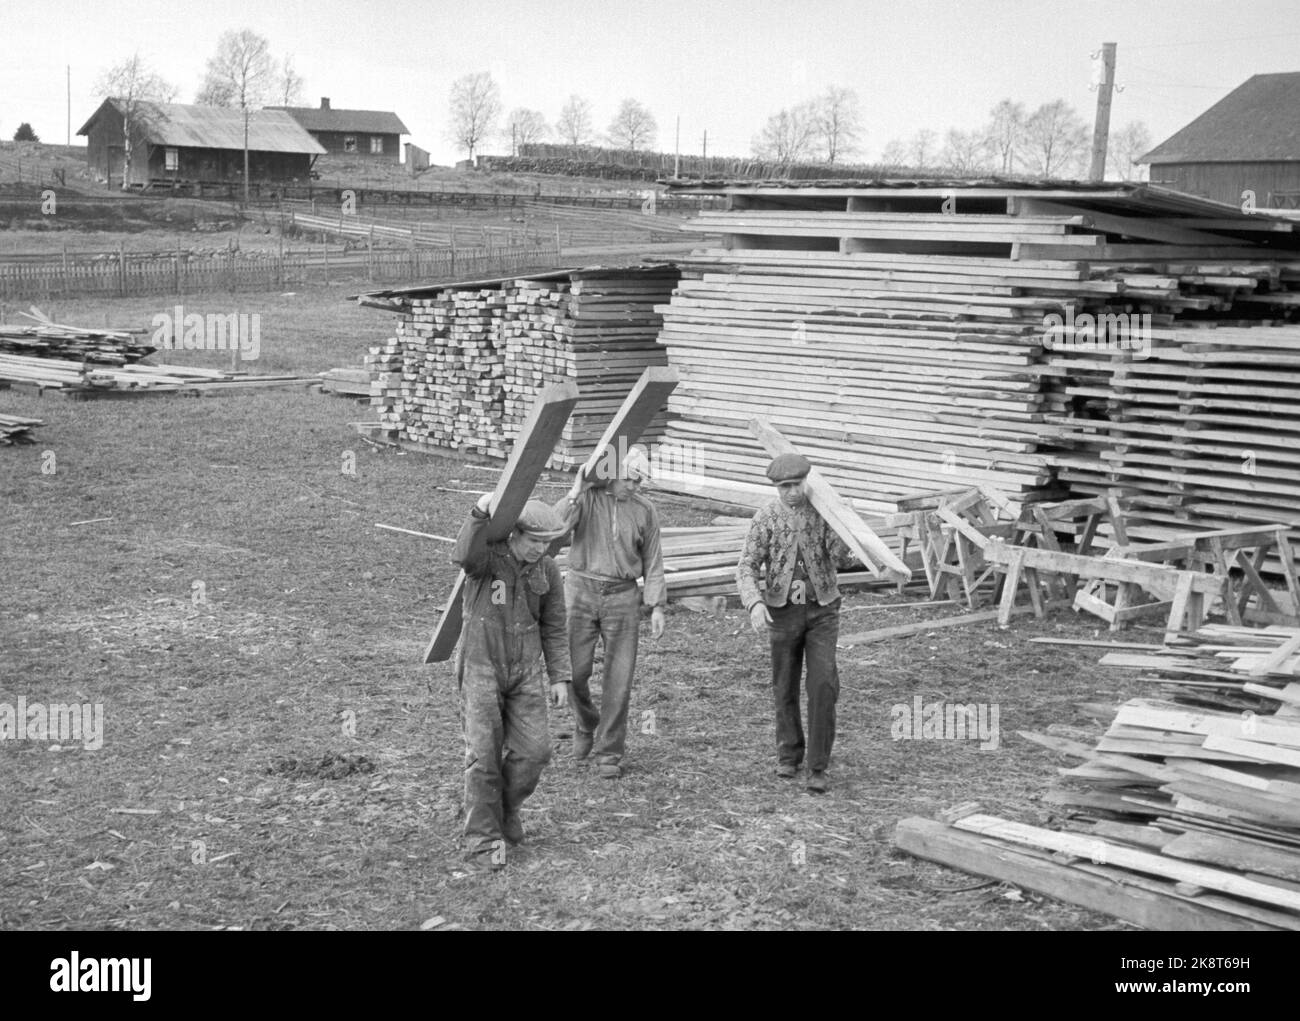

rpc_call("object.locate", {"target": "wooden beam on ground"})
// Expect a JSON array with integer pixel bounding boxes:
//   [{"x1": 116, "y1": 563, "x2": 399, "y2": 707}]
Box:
[
  {"x1": 893, "y1": 817, "x2": 1284, "y2": 931},
  {"x1": 423, "y1": 382, "x2": 580, "y2": 664},
  {"x1": 840, "y1": 606, "x2": 1033, "y2": 645},
  {"x1": 747, "y1": 417, "x2": 912, "y2": 583}
]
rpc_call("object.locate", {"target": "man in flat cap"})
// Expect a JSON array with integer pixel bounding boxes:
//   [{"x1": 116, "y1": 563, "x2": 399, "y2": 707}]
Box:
[
  {"x1": 737, "y1": 452, "x2": 856, "y2": 793},
  {"x1": 555, "y1": 443, "x2": 667, "y2": 780},
  {"x1": 452, "y1": 493, "x2": 572, "y2": 870}
]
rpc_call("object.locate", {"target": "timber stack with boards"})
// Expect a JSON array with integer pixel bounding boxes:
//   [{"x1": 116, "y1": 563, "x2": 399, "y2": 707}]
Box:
[
  {"x1": 358, "y1": 266, "x2": 678, "y2": 468},
  {"x1": 652, "y1": 179, "x2": 1300, "y2": 572}
]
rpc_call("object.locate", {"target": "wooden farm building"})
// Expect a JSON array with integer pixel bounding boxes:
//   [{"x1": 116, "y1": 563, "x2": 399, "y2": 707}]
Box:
[
  {"x1": 78, "y1": 99, "x2": 325, "y2": 188},
  {"x1": 268, "y1": 98, "x2": 408, "y2": 162},
  {"x1": 1141, "y1": 72, "x2": 1300, "y2": 210}
]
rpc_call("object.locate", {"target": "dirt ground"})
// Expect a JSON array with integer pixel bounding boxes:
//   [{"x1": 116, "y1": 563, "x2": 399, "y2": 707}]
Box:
[{"x1": 0, "y1": 285, "x2": 1166, "y2": 931}]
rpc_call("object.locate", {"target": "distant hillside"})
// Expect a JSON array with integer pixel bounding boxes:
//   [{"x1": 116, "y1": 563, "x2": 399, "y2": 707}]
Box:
[{"x1": 0, "y1": 141, "x2": 98, "y2": 191}]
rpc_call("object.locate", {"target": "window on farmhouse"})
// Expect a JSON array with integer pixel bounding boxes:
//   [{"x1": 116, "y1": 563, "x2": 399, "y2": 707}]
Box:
[
  {"x1": 370, "y1": 136, "x2": 384, "y2": 154},
  {"x1": 344, "y1": 136, "x2": 357, "y2": 152},
  {"x1": 165, "y1": 147, "x2": 179, "y2": 172}
]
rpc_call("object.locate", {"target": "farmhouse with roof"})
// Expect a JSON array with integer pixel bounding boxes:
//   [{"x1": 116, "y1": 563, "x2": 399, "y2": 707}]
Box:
[
  {"x1": 1141, "y1": 72, "x2": 1300, "y2": 209},
  {"x1": 78, "y1": 99, "x2": 325, "y2": 188},
  {"x1": 267, "y1": 98, "x2": 409, "y2": 162}
]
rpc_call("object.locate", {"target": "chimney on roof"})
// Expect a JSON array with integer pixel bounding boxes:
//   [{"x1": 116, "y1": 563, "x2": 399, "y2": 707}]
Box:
[{"x1": 321, "y1": 97, "x2": 330, "y2": 110}]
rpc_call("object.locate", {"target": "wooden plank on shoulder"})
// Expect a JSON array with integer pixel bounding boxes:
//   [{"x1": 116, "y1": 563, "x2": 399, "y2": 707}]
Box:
[{"x1": 423, "y1": 381, "x2": 580, "y2": 664}]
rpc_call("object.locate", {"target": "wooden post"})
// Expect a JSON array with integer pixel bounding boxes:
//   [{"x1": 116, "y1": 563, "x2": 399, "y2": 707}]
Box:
[
  {"x1": 367, "y1": 225, "x2": 374, "y2": 282},
  {"x1": 450, "y1": 224, "x2": 457, "y2": 275},
  {"x1": 117, "y1": 240, "x2": 126, "y2": 297},
  {"x1": 423, "y1": 382, "x2": 581, "y2": 663},
  {"x1": 61, "y1": 244, "x2": 68, "y2": 297},
  {"x1": 323, "y1": 240, "x2": 329, "y2": 284}
]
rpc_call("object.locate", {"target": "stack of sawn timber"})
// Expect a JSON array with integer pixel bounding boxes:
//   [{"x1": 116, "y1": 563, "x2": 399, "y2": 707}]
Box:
[
  {"x1": 655, "y1": 182, "x2": 1300, "y2": 569},
  {"x1": 897, "y1": 625, "x2": 1300, "y2": 930},
  {"x1": 0, "y1": 413, "x2": 42, "y2": 444},
  {"x1": 364, "y1": 267, "x2": 678, "y2": 467},
  {"x1": 0, "y1": 316, "x2": 153, "y2": 364}
]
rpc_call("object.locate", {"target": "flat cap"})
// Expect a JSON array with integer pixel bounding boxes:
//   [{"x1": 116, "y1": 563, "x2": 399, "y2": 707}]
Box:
[
  {"x1": 515, "y1": 499, "x2": 569, "y2": 540},
  {"x1": 766, "y1": 452, "x2": 812, "y2": 483}
]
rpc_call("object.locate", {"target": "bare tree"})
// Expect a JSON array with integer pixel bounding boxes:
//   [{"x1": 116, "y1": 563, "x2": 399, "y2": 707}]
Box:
[
  {"x1": 198, "y1": 29, "x2": 275, "y2": 109},
  {"x1": 278, "y1": 55, "x2": 305, "y2": 107},
  {"x1": 752, "y1": 102, "x2": 818, "y2": 166},
  {"x1": 607, "y1": 98, "x2": 658, "y2": 154},
  {"x1": 198, "y1": 29, "x2": 276, "y2": 203},
  {"x1": 908, "y1": 129, "x2": 939, "y2": 169},
  {"x1": 1107, "y1": 120, "x2": 1152, "y2": 181},
  {"x1": 984, "y1": 99, "x2": 1026, "y2": 175},
  {"x1": 447, "y1": 71, "x2": 501, "y2": 160},
  {"x1": 815, "y1": 86, "x2": 862, "y2": 164},
  {"x1": 1023, "y1": 99, "x2": 1089, "y2": 178},
  {"x1": 879, "y1": 138, "x2": 910, "y2": 167},
  {"x1": 941, "y1": 129, "x2": 992, "y2": 175},
  {"x1": 505, "y1": 108, "x2": 548, "y2": 155},
  {"x1": 94, "y1": 52, "x2": 177, "y2": 189},
  {"x1": 556, "y1": 95, "x2": 594, "y2": 147}
]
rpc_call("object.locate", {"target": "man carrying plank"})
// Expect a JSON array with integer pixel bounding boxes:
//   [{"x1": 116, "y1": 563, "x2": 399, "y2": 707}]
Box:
[
  {"x1": 737, "y1": 452, "x2": 858, "y2": 793},
  {"x1": 452, "y1": 494, "x2": 572, "y2": 870},
  {"x1": 555, "y1": 444, "x2": 667, "y2": 779}
]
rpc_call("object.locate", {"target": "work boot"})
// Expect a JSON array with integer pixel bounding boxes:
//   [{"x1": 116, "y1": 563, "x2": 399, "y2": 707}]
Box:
[
  {"x1": 598, "y1": 762, "x2": 622, "y2": 780},
  {"x1": 502, "y1": 812, "x2": 525, "y2": 846},
  {"x1": 573, "y1": 730, "x2": 594, "y2": 761},
  {"x1": 776, "y1": 763, "x2": 797, "y2": 779},
  {"x1": 806, "y1": 770, "x2": 828, "y2": 794}
]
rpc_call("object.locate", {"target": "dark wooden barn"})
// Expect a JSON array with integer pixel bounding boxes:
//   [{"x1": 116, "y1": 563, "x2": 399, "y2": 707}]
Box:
[
  {"x1": 78, "y1": 99, "x2": 326, "y2": 188},
  {"x1": 1140, "y1": 72, "x2": 1300, "y2": 210},
  {"x1": 266, "y1": 98, "x2": 408, "y2": 162}
]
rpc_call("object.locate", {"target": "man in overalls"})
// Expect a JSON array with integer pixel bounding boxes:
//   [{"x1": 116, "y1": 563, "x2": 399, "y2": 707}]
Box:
[{"x1": 453, "y1": 495, "x2": 571, "y2": 869}]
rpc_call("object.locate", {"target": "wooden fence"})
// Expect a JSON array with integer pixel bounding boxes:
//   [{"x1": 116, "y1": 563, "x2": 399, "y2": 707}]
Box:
[{"x1": 0, "y1": 241, "x2": 565, "y2": 300}]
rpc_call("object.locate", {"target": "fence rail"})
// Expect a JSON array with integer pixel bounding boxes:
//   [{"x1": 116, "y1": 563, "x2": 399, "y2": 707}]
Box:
[{"x1": 0, "y1": 241, "x2": 565, "y2": 300}]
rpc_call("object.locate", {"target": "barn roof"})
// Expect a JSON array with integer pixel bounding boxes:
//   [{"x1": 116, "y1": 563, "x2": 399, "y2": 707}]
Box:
[
  {"x1": 266, "y1": 106, "x2": 409, "y2": 136},
  {"x1": 78, "y1": 99, "x2": 326, "y2": 154},
  {"x1": 1140, "y1": 72, "x2": 1300, "y2": 164}
]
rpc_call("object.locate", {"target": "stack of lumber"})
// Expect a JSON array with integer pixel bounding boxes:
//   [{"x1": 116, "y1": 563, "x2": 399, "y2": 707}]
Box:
[
  {"x1": 318, "y1": 364, "x2": 370, "y2": 396},
  {"x1": 0, "y1": 412, "x2": 42, "y2": 444},
  {"x1": 0, "y1": 353, "x2": 314, "y2": 396},
  {"x1": 655, "y1": 181, "x2": 1300, "y2": 549},
  {"x1": 0, "y1": 313, "x2": 153, "y2": 364},
  {"x1": 360, "y1": 267, "x2": 678, "y2": 466},
  {"x1": 896, "y1": 625, "x2": 1300, "y2": 930}
]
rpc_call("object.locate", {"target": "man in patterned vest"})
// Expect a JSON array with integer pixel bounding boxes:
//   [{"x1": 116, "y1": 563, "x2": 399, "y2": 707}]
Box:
[{"x1": 737, "y1": 453, "x2": 856, "y2": 793}]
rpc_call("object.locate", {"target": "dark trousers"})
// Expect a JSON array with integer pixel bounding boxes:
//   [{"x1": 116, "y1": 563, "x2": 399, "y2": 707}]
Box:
[
  {"x1": 768, "y1": 598, "x2": 840, "y2": 772},
  {"x1": 567, "y1": 574, "x2": 642, "y2": 765}
]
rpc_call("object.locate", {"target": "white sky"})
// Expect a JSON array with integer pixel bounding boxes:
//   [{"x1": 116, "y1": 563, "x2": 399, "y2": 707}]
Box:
[{"x1": 3, "y1": 0, "x2": 1299, "y2": 168}]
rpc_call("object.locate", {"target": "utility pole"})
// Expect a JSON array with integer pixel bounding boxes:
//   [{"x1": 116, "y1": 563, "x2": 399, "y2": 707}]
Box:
[
  {"x1": 674, "y1": 115, "x2": 680, "y2": 178},
  {"x1": 66, "y1": 66, "x2": 71, "y2": 146},
  {"x1": 702, "y1": 130, "x2": 707, "y2": 162},
  {"x1": 1088, "y1": 42, "x2": 1117, "y2": 182}
]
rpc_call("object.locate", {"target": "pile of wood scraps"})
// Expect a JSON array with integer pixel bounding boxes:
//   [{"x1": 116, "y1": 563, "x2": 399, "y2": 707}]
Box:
[
  {"x1": 318, "y1": 364, "x2": 370, "y2": 396},
  {"x1": 896, "y1": 626, "x2": 1300, "y2": 929},
  {"x1": 0, "y1": 353, "x2": 317, "y2": 397},
  {"x1": 0, "y1": 307, "x2": 153, "y2": 364},
  {"x1": 0, "y1": 412, "x2": 42, "y2": 444}
]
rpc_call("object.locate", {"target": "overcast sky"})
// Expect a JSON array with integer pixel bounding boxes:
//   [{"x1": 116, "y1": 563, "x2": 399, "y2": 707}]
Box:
[{"x1": 4, "y1": 0, "x2": 1299, "y2": 168}]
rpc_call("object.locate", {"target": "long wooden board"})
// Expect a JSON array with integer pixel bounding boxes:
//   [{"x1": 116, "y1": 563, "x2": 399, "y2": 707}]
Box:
[{"x1": 423, "y1": 381, "x2": 580, "y2": 664}]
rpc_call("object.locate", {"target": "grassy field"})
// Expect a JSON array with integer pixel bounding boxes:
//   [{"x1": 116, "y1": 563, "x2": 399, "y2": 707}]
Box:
[{"x1": 0, "y1": 286, "x2": 1158, "y2": 931}]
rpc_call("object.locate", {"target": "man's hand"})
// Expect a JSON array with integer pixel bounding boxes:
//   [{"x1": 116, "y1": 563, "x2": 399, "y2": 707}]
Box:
[
  {"x1": 550, "y1": 682, "x2": 570, "y2": 708},
  {"x1": 651, "y1": 605, "x2": 666, "y2": 639},
  {"x1": 475, "y1": 492, "x2": 493, "y2": 515},
  {"x1": 749, "y1": 602, "x2": 772, "y2": 635}
]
